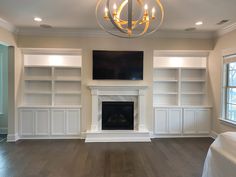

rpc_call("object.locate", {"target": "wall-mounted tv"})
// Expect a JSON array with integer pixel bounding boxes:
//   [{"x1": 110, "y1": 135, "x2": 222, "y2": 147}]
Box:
[{"x1": 93, "y1": 50, "x2": 143, "y2": 80}]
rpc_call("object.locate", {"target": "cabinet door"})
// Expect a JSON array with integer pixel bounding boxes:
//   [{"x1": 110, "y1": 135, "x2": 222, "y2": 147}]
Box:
[
  {"x1": 35, "y1": 109, "x2": 50, "y2": 135},
  {"x1": 66, "y1": 109, "x2": 80, "y2": 135},
  {"x1": 196, "y1": 109, "x2": 211, "y2": 134},
  {"x1": 20, "y1": 109, "x2": 34, "y2": 136},
  {"x1": 154, "y1": 109, "x2": 168, "y2": 134},
  {"x1": 169, "y1": 109, "x2": 182, "y2": 134},
  {"x1": 51, "y1": 109, "x2": 65, "y2": 135},
  {"x1": 183, "y1": 109, "x2": 196, "y2": 134}
]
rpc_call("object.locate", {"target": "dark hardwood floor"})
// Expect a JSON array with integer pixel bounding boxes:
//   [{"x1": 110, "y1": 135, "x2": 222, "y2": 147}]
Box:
[{"x1": 0, "y1": 138, "x2": 213, "y2": 177}]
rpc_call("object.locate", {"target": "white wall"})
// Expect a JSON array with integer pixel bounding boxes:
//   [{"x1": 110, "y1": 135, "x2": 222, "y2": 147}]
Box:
[
  {"x1": 209, "y1": 30, "x2": 236, "y2": 134},
  {"x1": 0, "y1": 27, "x2": 22, "y2": 139},
  {"x1": 17, "y1": 35, "x2": 213, "y2": 133},
  {"x1": 0, "y1": 44, "x2": 8, "y2": 133}
]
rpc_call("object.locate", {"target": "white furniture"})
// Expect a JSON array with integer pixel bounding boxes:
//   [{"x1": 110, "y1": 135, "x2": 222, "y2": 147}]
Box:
[
  {"x1": 86, "y1": 85, "x2": 151, "y2": 142},
  {"x1": 202, "y1": 132, "x2": 236, "y2": 177},
  {"x1": 18, "y1": 50, "x2": 82, "y2": 139},
  {"x1": 154, "y1": 108, "x2": 182, "y2": 134},
  {"x1": 153, "y1": 55, "x2": 211, "y2": 137},
  {"x1": 19, "y1": 108, "x2": 81, "y2": 137}
]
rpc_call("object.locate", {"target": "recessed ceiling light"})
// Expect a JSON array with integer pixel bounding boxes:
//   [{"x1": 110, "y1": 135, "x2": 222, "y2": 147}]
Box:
[
  {"x1": 217, "y1": 19, "x2": 229, "y2": 25},
  {"x1": 40, "y1": 24, "x2": 52, "y2": 28},
  {"x1": 195, "y1": 21, "x2": 203, "y2": 26},
  {"x1": 185, "y1": 27, "x2": 196, "y2": 32},
  {"x1": 34, "y1": 17, "x2": 42, "y2": 22}
]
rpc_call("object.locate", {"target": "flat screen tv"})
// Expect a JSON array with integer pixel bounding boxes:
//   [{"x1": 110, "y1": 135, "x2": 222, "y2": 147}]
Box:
[{"x1": 93, "y1": 50, "x2": 143, "y2": 80}]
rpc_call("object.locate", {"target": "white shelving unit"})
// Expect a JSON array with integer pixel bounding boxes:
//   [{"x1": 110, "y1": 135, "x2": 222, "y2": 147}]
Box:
[
  {"x1": 19, "y1": 50, "x2": 82, "y2": 139},
  {"x1": 153, "y1": 54, "x2": 211, "y2": 137},
  {"x1": 22, "y1": 64, "x2": 81, "y2": 107},
  {"x1": 153, "y1": 68, "x2": 179, "y2": 106}
]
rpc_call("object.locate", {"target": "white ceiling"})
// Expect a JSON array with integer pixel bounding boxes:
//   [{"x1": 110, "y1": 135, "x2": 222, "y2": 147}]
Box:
[{"x1": 0, "y1": 0, "x2": 236, "y2": 36}]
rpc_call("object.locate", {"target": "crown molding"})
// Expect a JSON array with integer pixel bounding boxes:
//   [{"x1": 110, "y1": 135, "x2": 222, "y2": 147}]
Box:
[
  {"x1": 17, "y1": 27, "x2": 112, "y2": 38},
  {"x1": 153, "y1": 50, "x2": 211, "y2": 57},
  {"x1": 216, "y1": 23, "x2": 236, "y2": 37},
  {"x1": 0, "y1": 18, "x2": 16, "y2": 33},
  {"x1": 21, "y1": 48, "x2": 82, "y2": 55},
  {"x1": 16, "y1": 27, "x2": 215, "y2": 39}
]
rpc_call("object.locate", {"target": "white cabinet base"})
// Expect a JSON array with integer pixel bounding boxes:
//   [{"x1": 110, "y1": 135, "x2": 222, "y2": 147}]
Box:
[
  {"x1": 154, "y1": 107, "x2": 211, "y2": 137},
  {"x1": 19, "y1": 108, "x2": 81, "y2": 139}
]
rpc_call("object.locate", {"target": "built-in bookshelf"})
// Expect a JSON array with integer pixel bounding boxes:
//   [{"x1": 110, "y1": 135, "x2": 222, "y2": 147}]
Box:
[
  {"x1": 22, "y1": 54, "x2": 82, "y2": 107},
  {"x1": 18, "y1": 51, "x2": 82, "y2": 139},
  {"x1": 153, "y1": 68, "x2": 179, "y2": 106},
  {"x1": 153, "y1": 54, "x2": 211, "y2": 137},
  {"x1": 153, "y1": 57, "x2": 209, "y2": 107}
]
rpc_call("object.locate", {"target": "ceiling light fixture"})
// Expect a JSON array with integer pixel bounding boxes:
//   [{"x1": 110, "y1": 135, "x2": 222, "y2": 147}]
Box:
[
  {"x1": 195, "y1": 21, "x2": 203, "y2": 26},
  {"x1": 34, "y1": 17, "x2": 42, "y2": 22},
  {"x1": 96, "y1": 0, "x2": 164, "y2": 38}
]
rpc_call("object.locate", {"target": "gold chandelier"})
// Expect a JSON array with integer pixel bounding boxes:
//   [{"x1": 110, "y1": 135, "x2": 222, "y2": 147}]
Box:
[{"x1": 96, "y1": 0, "x2": 164, "y2": 38}]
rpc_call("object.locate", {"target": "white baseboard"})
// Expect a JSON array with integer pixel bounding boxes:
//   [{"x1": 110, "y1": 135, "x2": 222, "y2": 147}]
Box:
[
  {"x1": 18, "y1": 136, "x2": 83, "y2": 140},
  {"x1": 0, "y1": 128, "x2": 7, "y2": 134},
  {"x1": 210, "y1": 131, "x2": 218, "y2": 139},
  {"x1": 7, "y1": 134, "x2": 20, "y2": 142}
]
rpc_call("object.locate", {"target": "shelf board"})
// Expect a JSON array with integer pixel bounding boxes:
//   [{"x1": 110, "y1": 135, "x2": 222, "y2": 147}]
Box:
[
  {"x1": 54, "y1": 92, "x2": 81, "y2": 95},
  {"x1": 18, "y1": 105, "x2": 82, "y2": 108},
  {"x1": 153, "y1": 80, "x2": 178, "y2": 82},
  {"x1": 181, "y1": 105, "x2": 212, "y2": 108},
  {"x1": 54, "y1": 79, "x2": 81, "y2": 82},
  {"x1": 25, "y1": 77, "x2": 52, "y2": 81},
  {"x1": 24, "y1": 91, "x2": 52, "y2": 95},
  {"x1": 24, "y1": 65, "x2": 52, "y2": 68},
  {"x1": 154, "y1": 92, "x2": 178, "y2": 95},
  {"x1": 154, "y1": 104, "x2": 179, "y2": 107},
  {"x1": 153, "y1": 105, "x2": 212, "y2": 108},
  {"x1": 181, "y1": 92, "x2": 205, "y2": 95},
  {"x1": 53, "y1": 66, "x2": 81, "y2": 69},
  {"x1": 154, "y1": 67, "x2": 179, "y2": 69},
  {"x1": 181, "y1": 80, "x2": 205, "y2": 82}
]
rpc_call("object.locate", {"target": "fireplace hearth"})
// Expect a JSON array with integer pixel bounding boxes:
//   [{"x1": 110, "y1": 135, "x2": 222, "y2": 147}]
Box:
[{"x1": 102, "y1": 102, "x2": 134, "y2": 130}]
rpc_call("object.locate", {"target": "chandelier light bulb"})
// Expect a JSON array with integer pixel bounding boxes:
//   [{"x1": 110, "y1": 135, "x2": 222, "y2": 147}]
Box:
[
  {"x1": 113, "y1": 3, "x2": 117, "y2": 10},
  {"x1": 104, "y1": 6, "x2": 109, "y2": 19},
  {"x1": 144, "y1": 4, "x2": 148, "y2": 10},
  {"x1": 105, "y1": 7, "x2": 108, "y2": 12},
  {"x1": 152, "y1": 7, "x2": 156, "y2": 18}
]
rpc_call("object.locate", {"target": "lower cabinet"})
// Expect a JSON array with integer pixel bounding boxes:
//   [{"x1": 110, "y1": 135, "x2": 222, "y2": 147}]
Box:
[
  {"x1": 19, "y1": 108, "x2": 81, "y2": 137},
  {"x1": 154, "y1": 107, "x2": 211, "y2": 136},
  {"x1": 154, "y1": 108, "x2": 182, "y2": 135},
  {"x1": 183, "y1": 109, "x2": 211, "y2": 134}
]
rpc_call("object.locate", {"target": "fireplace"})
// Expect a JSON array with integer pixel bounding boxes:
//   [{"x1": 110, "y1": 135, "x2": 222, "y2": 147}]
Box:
[
  {"x1": 102, "y1": 102, "x2": 134, "y2": 130},
  {"x1": 86, "y1": 85, "x2": 150, "y2": 142}
]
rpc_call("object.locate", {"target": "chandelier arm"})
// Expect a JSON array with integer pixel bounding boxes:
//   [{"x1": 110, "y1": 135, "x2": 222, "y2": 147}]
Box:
[
  {"x1": 106, "y1": 0, "x2": 128, "y2": 34},
  {"x1": 142, "y1": 0, "x2": 164, "y2": 36},
  {"x1": 140, "y1": 18, "x2": 150, "y2": 36},
  {"x1": 128, "y1": 0, "x2": 132, "y2": 34}
]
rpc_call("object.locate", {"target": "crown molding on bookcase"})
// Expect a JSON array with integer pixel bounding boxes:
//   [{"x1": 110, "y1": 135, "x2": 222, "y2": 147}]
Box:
[
  {"x1": 21, "y1": 48, "x2": 82, "y2": 55},
  {"x1": 0, "y1": 18, "x2": 16, "y2": 33},
  {"x1": 153, "y1": 50, "x2": 211, "y2": 57}
]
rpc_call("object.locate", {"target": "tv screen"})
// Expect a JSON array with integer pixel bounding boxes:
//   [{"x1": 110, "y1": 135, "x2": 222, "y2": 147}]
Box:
[{"x1": 93, "y1": 50, "x2": 143, "y2": 80}]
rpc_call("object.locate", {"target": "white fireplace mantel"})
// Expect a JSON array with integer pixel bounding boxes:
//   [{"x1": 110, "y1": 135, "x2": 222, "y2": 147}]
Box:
[{"x1": 86, "y1": 84, "x2": 151, "y2": 142}]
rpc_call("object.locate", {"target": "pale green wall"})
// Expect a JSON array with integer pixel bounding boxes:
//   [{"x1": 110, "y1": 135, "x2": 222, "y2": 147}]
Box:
[{"x1": 0, "y1": 44, "x2": 8, "y2": 132}]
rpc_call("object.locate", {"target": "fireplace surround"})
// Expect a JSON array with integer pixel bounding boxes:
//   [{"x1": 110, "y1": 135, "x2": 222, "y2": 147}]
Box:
[{"x1": 86, "y1": 85, "x2": 151, "y2": 142}]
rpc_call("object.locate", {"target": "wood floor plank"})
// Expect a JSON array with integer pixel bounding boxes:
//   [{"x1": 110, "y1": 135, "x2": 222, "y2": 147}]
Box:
[{"x1": 0, "y1": 138, "x2": 213, "y2": 177}]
